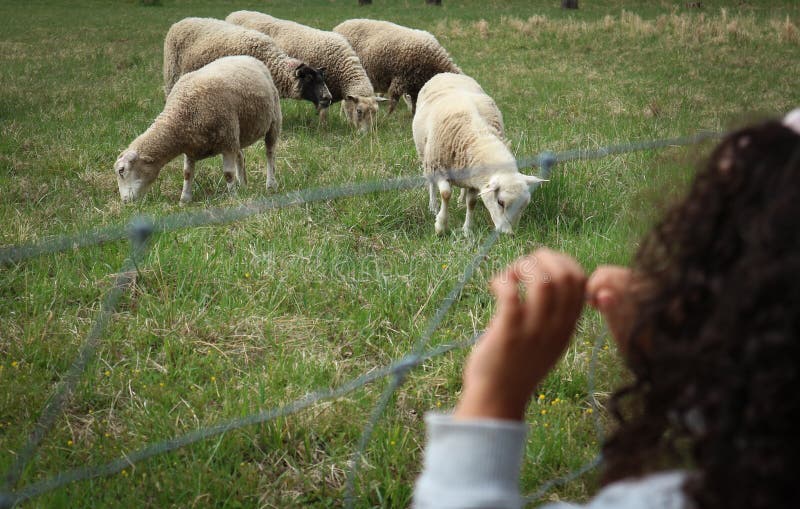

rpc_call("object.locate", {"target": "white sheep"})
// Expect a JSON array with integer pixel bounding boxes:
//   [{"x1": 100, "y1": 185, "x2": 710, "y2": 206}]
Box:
[
  {"x1": 412, "y1": 73, "x2": 545, "y2": 235},
  {"x1": 115, "y1": 55, "x2": 282, "y2": 203},
  {"x1": 332, "y1": 18, "x2": 462, "y2": 115},
  {"x1": 163, "y1": 17, "x2": 331, "y2": 113},
  {"x1": 225, "y1": 10, "x2": 385, "y2": 132}
]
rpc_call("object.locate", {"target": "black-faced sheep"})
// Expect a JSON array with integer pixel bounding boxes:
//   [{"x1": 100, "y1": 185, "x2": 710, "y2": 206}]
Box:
[
  {"x1": 225, "y1": 10, "x2": 385, "y2": 132},
  {"x1": 412, "y1": 73, "x2": 545, "y2": 235},
  {"x1": 115, "y1": 56, "x2": 282, "y2": 203},
  {"x1": 163, "y1": 17, "x2": 331, "y2": 114},
  {"x1": 333, "y1": 18, "x2": 462, "y2": 115}
]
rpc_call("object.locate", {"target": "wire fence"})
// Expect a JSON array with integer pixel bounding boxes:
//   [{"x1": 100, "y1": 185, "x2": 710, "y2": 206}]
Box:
[{"x1": 0, "y1": 130, "x2": 720, "y2": 508}]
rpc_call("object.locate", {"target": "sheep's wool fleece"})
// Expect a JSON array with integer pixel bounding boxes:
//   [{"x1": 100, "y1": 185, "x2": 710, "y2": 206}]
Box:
[
  {"x1": 333, "y1": 19, "x2": 461, "y2": 102},
  {"x1": 413, "y1": 73, "x2": 515, "y2": 189},
  {"x1": 163, "y1": 17, "x2": 300, "y2": 100},
  {"x1": 226, "y1": 11, "x2": 373, "y2": 102},
  {"x1": 135, "y1": 55, "x2": 280, "y2": 162}
]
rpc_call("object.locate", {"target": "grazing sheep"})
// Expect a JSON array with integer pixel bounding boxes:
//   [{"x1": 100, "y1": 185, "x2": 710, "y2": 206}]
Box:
[
  {"x1": 333, "y1": 18, "x2": 462, "y2": 115},
  {"x1": 163, "y1": 17, "x2": 331, "y2": 114},
  {"x1": 225, "y1": 10, "x2": 384, "y2": 132},
  {"x1": 412, "y1": 73, "x2": 545, "y2": 235},
  {"x1": 115, "y1": 55, "x2": 282, "y2": 203}
]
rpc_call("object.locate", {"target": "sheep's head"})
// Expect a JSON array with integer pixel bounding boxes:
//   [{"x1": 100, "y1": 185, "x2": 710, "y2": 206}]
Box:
[
  {"x1": 343, "y1": 95, "x2": 386, "y2": 132},
  {"x1": 480, "y1": 173, "x2": 546, "y2": 233},
  {"x1": 292, "y1": 61, "x2": 332, "y2": 111},
  {"x1": 114, "y1": 150, "x2": 159, "y2": 203}
]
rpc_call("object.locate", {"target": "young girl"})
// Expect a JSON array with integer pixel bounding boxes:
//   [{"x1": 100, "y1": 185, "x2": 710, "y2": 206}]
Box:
[{"x1": 414, "y1": 114, "x2": 800, "y2": 509}]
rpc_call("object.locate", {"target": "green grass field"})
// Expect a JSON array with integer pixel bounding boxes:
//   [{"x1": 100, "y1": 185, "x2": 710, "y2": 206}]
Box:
[{"x1": 1, "y1": 1, "x2": 799, "y2": 507}]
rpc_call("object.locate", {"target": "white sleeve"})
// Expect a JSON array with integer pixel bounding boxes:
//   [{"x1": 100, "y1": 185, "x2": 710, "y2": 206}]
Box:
[
  {"x1": 413, "y1": 412, "x2": 528, "y2": 509},
  {"x1": 539, "y1": 471, "x2": 691, "y2": 509},
  {"x1": 413, "y1": 413, "x2": 691, "y2": 509}
]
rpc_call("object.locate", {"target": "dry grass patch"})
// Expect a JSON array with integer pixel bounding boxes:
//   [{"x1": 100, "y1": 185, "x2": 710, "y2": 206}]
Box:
[
  {"x1": 771, "y1": 15, "x2": 800, "y2": 44},
  {"x1": 500, "y1": 9, "x2": 793, "y2": 45}
]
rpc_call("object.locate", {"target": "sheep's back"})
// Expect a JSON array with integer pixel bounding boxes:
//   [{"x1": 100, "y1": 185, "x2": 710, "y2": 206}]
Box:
[
  {"x1": 228, "y1": 11, "x2": 371, "y2": 101},
  {"x1": 334, "y1": 19, "x2": 461, "y2": 95},
  {"x1": 415, "y1": 74, "x2": 510, "y2": 182},
  {"x1": 164, "y1": 18, "x2": 290, "y2": 97},
  {"x1": 166, "y1": 56, "x2": 279, "y2": 156}
]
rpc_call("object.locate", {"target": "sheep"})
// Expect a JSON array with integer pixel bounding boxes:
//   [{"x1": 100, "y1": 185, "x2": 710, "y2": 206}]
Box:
[
  {"x1": 225, "y1": 10, "x2": 384, "y2": 132},
  {"x1": 332, "y1": 18, "x2": 462, "y2": 115},
  {"x1": 115, "y1": 55, "x2": 282, "y2": 204},
  {"x1": 163, "y1": 17, "x2": 331, "y2": 114},
  {"x1": 412, "y1": 73, "x2": 545, "y2": 235}
]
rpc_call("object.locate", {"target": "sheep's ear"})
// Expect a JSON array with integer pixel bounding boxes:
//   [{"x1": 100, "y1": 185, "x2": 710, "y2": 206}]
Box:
[
  {"x1": 286, "y1": 58, "x2": 302, "y2": 71},
  {"x1": 346, "y1": 95, "x2": 358, "y2": 103},
  {"x1": 293, "y1": 63, "x2": 309, "y2": 77},
  {"x1": 140, "y1": 155, "x2": 155, "y2": 164},
  {"x1": 522, "y1": 174, "x2": 548, "y2": 185},
  {"x1": 317, "y1": 66, "x2": 326, "y2": 74},
  {"x1": 375, "y1": 96, "x2": 388, "y2": 103},
  {"x1": 479, "y1": 181, "x2": 499, "y2": 197}
]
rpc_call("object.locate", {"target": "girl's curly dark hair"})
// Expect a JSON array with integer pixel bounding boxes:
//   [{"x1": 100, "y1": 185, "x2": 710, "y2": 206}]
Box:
[{"x1": 601, "y1": 120, "x2": 800, "y2": 508}]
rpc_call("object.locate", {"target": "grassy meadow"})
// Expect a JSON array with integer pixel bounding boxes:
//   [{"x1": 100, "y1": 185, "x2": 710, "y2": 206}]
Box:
[{"x1": 1, "y1": 0, "x2": 799, "y2": 506}]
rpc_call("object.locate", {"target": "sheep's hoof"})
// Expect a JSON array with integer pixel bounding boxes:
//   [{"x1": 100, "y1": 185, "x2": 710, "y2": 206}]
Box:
[
  {"x1": 266, "y1": 178, "x2": 278, "y2": 191},
  {"x1": 179, "y1": 196, "x2": 191, "y2": 206}
]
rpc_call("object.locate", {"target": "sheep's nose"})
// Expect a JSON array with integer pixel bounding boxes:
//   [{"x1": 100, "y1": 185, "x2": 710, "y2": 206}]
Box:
[
  {"x1": 320, "y1": 98, "x2": 331, "y2": 107},
  {"x1": 496, "y1": 223, "x2": 514, "y2": 235}
]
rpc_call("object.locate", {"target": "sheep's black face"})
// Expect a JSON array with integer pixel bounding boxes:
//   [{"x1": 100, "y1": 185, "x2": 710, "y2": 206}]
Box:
[{"x1": 296, "y1": 64, "x2": 332, "y2": 110}]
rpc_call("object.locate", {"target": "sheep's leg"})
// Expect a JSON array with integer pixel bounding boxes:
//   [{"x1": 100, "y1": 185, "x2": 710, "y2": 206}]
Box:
[
  {"x1": 463, "y1": 187, "x2": 478, "y2": 235},
  {"x1": 180, "y1": 155, "x2": 195, "y2": 204},
  {"x1": 435, "y1": 179, "x2": 451, "y2": 235},
  {"x1": 456, "y1": 188, "x2": 466, "y2": 206},
  {"x1": 235, "y1": 150, "x2": 247, "y2": 186},
  {"x1": 264, "y1": 125, "x2": 279, "y2": 190},
  {"x1": 428, "y1": 179, "x2": 438, "y2": 215},
  {"x1": 387, "y1": 79, "x2": 404, "y2": 114},
  {"x1": 222, "y1": 152, "x2": 238, "y2": 193},
  {"x1": 319, "y1": 106, "x2": 328, "y2": 124}
]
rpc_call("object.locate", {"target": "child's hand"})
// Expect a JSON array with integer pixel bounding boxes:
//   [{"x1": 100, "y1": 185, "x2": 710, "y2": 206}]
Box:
[
  {"x1": 455, "y1": 249, "x2": 587, "y2": 421},
  {"x1": 586, "y1": 265, "x2": 643, "y2": 355}
]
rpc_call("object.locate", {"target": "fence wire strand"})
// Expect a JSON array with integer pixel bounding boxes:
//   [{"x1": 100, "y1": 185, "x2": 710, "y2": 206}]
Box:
[
  {"x1": 0, "y1": 131, "x2": 720, "y2": 507},
  {"x1": 2, "y1": 228, "x2": 151, "y2": 495},
  {"x1": 343, "y1": 158, "x2": 554, "y2": 507},
  {"x1": 4, "y1": 338, "x2": 478, "y2": 507}
]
